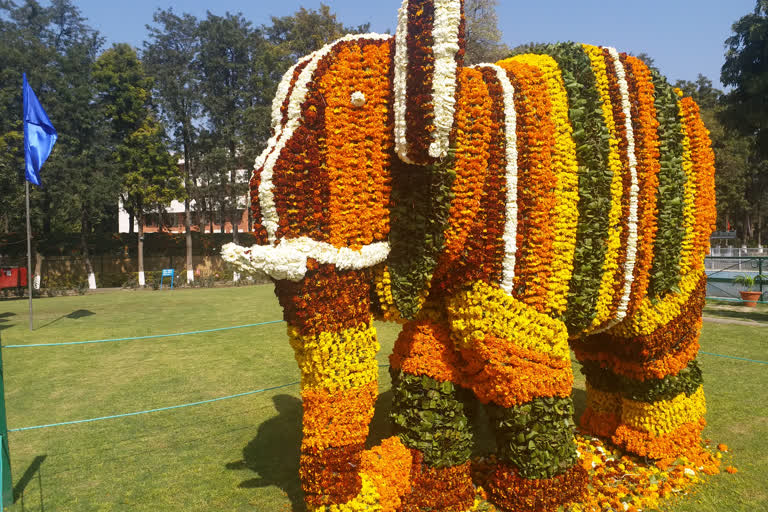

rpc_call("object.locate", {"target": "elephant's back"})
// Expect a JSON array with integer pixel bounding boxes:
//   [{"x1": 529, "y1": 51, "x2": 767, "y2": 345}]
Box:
[{"x1": 385, "y1": 44, "x2": 716, "y2": 337}]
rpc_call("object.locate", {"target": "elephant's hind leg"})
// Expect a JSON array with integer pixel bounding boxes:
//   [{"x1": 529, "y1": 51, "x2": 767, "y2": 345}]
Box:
[{"x1": 576, "y1": 273, "x2": 708, "y2": 461}]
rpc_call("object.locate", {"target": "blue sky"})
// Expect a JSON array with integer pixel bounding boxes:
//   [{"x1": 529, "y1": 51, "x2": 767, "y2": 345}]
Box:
[{"x1": 75, "y1": 0, "x2": 756, "y2": 90}]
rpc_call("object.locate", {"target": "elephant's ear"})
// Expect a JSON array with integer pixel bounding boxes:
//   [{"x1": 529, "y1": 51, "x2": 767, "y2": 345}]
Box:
[{"x1": 394, "y1": 0, "x2": 465, "y2": 165}]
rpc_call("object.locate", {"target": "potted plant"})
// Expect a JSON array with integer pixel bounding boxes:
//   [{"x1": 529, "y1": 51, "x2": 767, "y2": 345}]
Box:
[{"x1": 732, "y1": 274, "x2": 764, "y2": 307}]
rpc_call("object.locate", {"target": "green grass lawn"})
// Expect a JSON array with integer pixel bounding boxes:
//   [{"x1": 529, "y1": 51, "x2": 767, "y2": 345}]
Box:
[{"x1": 0, "y1": 287, "x2": 765, "y2": 511}]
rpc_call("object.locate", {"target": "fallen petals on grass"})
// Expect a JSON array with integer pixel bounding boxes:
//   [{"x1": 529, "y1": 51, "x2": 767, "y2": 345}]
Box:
[{"x1": 470, "y1": 432, "x2": 720, "y2": 511}]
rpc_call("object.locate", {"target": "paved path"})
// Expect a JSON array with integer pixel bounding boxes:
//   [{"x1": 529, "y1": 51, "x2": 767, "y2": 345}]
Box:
[{"x1": 702, "y1": 316, "x2": 768, "y2": 327}]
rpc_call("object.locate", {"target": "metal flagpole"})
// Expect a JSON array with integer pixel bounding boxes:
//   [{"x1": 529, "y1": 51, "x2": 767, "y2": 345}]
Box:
[{"x1": 26, "y1": 181, "x2": 33, "y2": 330}]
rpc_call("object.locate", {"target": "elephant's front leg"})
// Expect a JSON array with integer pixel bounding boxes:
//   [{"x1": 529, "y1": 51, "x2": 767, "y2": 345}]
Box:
[
  {"x1": 275, "y1": 263, "x2": 379, "y2": 509},
  {"x1": 448, "y1": 282, "x2": 588, "y2": 512},
  {"x1": 389, "y1": 313, "x2": 476, "y2": 512}
]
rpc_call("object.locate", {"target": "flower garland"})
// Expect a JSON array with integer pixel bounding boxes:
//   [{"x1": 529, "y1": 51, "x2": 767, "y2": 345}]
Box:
[
  {"x1": 581, "y1": 383, "x2": 622, "y2": 437},
  {"x1": 507, "y1": 53, "x2": 580, "y2": 316},
  {"x1": 576, "y1": 323, "x2": 701, "y2": 382},
  {"x1": 679, "y1": 97, "x2": 717, "y2": 273},
  {"x1": 359, "y1": 437, "x2": 413, "y2": 512},
  {"x1": 648, "y1": 68, "x2": 687, "y2": 298},
  {"x1": 601, "y1": 47, "x2": 640, "y2": 328},
  {"x1": 583, "y1": 275, "x2": 706, "y2": 362},
  {"x1": 399, "y1": 458, "x2": 475, "y2": 511},
  {"x1": 319, "y1": 40, "x2": 393, "y2": 250},
  {"x1": 582, "y1": 44, "x2": 627, "y2": 332},
  {"x1": 524, "y1": 43, "x2": 613, "y2": 333},
  {"x1": 496, "y1": 58, "x2": 557, "y2": 312},
  {"x1": 613, "y1": 418, "x2": 707, "y2": 460},
  {"x1": 460, "y1": 334, "x2": 574, "y2": 407},
  {"x1": 389, "y1": 317, "x2": 463, "y2": 383},
  {"x1": 275, "y1": 265, "x2": 371, "y2": 337},
  {"x1": 394, "y1": 0, "x2": 464, "y2": 163},
  {"x1": 257, "y1": 33, "x2": 390, "y2": 244},
  {"x1": 289, "y1": 322, "x2": 379, "y2": 392},
  {"x1": 371, "y1": 265, "x2": 403, "y2": 323},
  {"x1": 613, "y1": 268, "x2": 705, "y2": 337},
  {"x1": 621, "y1": 386, "x2": 706, "y2": 436},
  {"x1": 432, "y1": 67, "x2": 492, "y2": 284},
  {"x1": 621, "y1": 55, "x2": 661, "y2": 317},
  {"x1": 675, "y1": 88, "x2": 699, "y2": 277},
  {"x1": 484, "y1": 462, "x2": 588, "y2": 511},
  {"x1": 301, "y1": 443, "x2": 365, "y2": 506},
  {"x1": 447, "y1": 280, "x2": 570, "y2": 359},
  {"x1": 435, "y1": 64, "x2": 514, "y2": 294}
]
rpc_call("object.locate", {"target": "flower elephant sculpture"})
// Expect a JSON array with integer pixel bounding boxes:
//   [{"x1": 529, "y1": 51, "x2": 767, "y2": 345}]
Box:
[{"x1": 223, "y1": 0, "x2": 716, "y2": 510}]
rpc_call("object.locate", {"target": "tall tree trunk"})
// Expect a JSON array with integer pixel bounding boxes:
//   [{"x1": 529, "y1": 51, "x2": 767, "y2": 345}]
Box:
[
  {"x1": 129, "y1": 210, "x2": 135, "y2": 234},
  {"x1": 184, "y1": 137, "x2": 194, "y2": 283},
  {"x1": 81, "y1": 212, "x2": 96, "y2": 289},
  {"x1": 138, "y1": 213, "x2": 145, "y2": 287}
]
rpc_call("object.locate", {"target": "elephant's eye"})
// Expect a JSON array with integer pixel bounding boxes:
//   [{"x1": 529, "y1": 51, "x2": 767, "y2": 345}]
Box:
[{"x1": 350, "y1": 91, "x2": 366, "y2": 107}]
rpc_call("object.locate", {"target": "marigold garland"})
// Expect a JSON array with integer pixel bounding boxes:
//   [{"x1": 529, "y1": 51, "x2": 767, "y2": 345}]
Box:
[
  {"x1": 679, "y1": 97, "x2": 717, "y2": 273},
  {"x1": 460, "y1": 335, "x2": 573, "y2": 407},
  {"x1": 582, "y1": 44, "x2": 627, "y2": 331},
  {"x1": 621, "y1": 386, "x2": 706, "y2": 436},
  {"x1": 496, "y1": 58, "x2": 557, "y2": 312},
  {"x1": 389, "y1": 317, "x2": 463, "y2": 383},
  {"x1": 319, "y1": 40, "x2": 393, "y2": 249},
  {"x1": 613, "y1": 418, "x2": 707, "y2": 460},
  {"x1": 507, "y1": 53, "x2": 580, "y2": 317},
  {"x1": 675, "y1": 88, "x2": 699, "y2": 277},
  {"x1": 289, "y1": 322, "x2": 380, "y2": 392},
  {"x1": 301, "y1": 381, "x2": 378, "y2": 451},
  {"x1": 447, "y1": 280, "x2": 570, "y2": 359},
  {"x1": 621, "y1": 55, "x2": 661, "y2": 317},
  {"x1": 433, "y1": 67, "x2": 493, "y2": 283}
]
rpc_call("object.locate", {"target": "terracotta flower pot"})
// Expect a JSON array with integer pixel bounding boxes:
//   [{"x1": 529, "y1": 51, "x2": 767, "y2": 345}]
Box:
[{"x1": 739, "y1": 290, "x2": 763, "y2": 307}]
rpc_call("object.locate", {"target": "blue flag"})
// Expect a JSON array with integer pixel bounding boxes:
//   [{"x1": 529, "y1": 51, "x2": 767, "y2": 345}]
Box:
[{"x1": 23, "y1": 73, "x2": 57, "y2": 187}]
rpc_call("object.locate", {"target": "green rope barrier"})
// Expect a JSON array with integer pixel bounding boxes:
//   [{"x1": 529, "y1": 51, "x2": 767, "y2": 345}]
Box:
[
  {"x1": 2, "y1": 319, "x2": 284, "y2": 348},
  {"x1": 6, "y1": 365, "x2": 391, "y2": 433}
]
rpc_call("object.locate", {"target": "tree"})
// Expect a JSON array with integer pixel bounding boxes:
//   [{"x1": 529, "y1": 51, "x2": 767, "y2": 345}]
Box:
[
  {"x1": 675, "y1": 76, "x2": 753, "y2": 241},
  {"x1": 721, "y1": 0, "x2": 768, "y2": 245},
  {"x1": 143, "y1": 9, "x2": 201, "y2": 282},
  {"x1": 264, "y1": 4, "x2": 369, "y2": 62},
  {"x1": 0, "y1": 0, "x2": 114, "y2": 288},
  {"x1": 197, "y1": 11, "x2": 256, "y2": 243},
  {"x1": 463, "y1": 0, "x2": 508, "y2": 65},
  {"x1": 94, "y1": 44, "x2": 184, "y2": 285},
  {"x1": 119, "y1": 117, "x2": 184, "y2": 284}
]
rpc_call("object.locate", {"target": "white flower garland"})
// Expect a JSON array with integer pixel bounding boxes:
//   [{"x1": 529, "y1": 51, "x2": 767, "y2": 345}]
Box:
[
  {"x1": 596, "y1": 47, "x2": 640, "y2": 333},
  {"x1": 428, "y1": 0, "x2": 463, "y2": 160},
  {"x1": 221, "y1": 239, "x2": 391, "y2": 282},
  {"x1": 393, "y1": 0, "x2": 412, "y2": 163},
  {"x1": 270, "y1": 55, "x2": 312, "y2": 131},
  {"x1": 472, "y1": 64, "x2": 519, "y2": 295},
  {"x1": 257, "y1": 33, "x2": 391, "y2": 244}
]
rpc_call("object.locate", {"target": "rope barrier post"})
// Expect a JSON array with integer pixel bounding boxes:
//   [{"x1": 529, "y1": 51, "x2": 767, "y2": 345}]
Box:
[{"x1": 0, "y1": 334, "x2": 12, "y2": 508}]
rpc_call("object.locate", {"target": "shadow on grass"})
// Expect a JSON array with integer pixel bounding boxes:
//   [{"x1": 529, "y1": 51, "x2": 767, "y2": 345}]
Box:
[
  {"x1": 36, "y1": 309, "x2": 95, "y2": 330},
  {"x1": 227, "y1": 394, "x2": 303, "y2": 510},
  {"x1": 0, "y1": 312, "x2": 15, "y2": 332},
  {"x1": 572, "y1": 387, "x2": 587, "y2": 424},
  {"x1": 13, "y1": 454, "x2": 46, "y2": 510},
  {"x1": 704, "y1": 307, "x2": 768, "y2": 324}
]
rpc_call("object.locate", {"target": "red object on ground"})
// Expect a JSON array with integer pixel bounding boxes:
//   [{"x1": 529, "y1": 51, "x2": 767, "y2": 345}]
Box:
[{"x1": 0, "y1": 267, "x2": 27, "y2": 289}]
